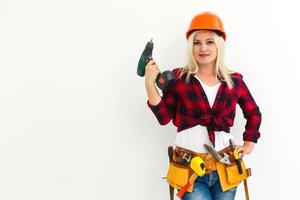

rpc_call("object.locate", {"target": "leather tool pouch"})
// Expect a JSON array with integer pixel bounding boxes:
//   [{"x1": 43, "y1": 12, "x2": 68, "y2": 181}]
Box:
[
  {"x1": 216, "y1": 154, "x2": 251, "y2": 192},
  {"x1": 166, "y1": 147, "x2": 195, "y2": 192},
  {"x1": 166, "y1": 161, "x2": 194, "y2": 192}
]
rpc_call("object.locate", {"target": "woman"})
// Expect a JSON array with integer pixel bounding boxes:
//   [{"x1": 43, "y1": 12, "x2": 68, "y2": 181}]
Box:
[{"x1": 145, "y1": 12, "x2": 261, "y2": 200}]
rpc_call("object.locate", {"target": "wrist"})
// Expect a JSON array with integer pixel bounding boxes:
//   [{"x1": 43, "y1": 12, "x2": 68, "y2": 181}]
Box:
[
  {"x1": 243, "y1": 141, "x2": 255, "y2": 154},
  {"x1": 145, "y1": 82, "x2": 156, "y2": 90},
  {"x1": 244, "y1": 141, "x2": 255, "y2": 147}
]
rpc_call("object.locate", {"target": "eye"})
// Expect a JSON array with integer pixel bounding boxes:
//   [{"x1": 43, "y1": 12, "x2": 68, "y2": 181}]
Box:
[
  {"x1": 207, "y1": 41, "x2": 215, "y2": 45},
  {"x1": 193, "y1": 41, "x2": 201, "y2": 45}
]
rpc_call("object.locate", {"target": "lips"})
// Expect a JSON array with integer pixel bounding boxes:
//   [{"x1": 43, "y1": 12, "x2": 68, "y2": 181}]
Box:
[{"x1": 199, "y1": 54, "x2": 210, "y2": 57}]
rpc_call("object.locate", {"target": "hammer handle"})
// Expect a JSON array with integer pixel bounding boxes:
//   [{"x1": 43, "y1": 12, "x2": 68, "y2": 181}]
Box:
[{"x1": 176, "y1": 173, "x2": 198, "y2": 198}]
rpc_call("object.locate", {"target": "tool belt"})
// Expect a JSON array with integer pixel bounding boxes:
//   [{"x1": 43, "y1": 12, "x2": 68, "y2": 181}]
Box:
[
  {"x1": 166, "y1": 146, "x2": 252, "y2": 199},
  {"x1": 172, "y1": 146, "x2": 218, "y2": 172}
]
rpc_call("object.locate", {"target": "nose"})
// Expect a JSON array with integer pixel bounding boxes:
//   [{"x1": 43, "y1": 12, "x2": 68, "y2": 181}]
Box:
[{"x1": 200, "y1": 44, "x2": 208, "y2": 52}]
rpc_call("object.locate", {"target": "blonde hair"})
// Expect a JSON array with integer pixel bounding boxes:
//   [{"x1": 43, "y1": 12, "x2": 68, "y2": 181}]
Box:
[{"x1": 180, "y1": 30, "x2": 234, "y2": 89}]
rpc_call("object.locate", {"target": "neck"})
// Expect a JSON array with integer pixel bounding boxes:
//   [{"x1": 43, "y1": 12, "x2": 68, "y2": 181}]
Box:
[{"x1": 197, "y1": 63, "x2": 216, "y2": 77}]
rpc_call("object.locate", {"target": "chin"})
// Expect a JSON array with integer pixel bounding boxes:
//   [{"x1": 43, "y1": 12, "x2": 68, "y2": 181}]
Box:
[
  {"x1": 196, "y1": 57, "x2": 216, "y2": 66},
  {"x1": 197, "y1": 60, "x2": 214, "y2": 65}
]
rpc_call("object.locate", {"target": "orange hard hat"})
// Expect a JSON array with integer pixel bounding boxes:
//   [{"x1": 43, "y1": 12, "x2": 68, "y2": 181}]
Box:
[{"x1": 186, "y1": 12, "x2": 226, "y2": 40}]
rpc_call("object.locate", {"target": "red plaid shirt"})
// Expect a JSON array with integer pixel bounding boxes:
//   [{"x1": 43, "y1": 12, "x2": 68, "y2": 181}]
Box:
[{"x1": 147, "y1": 68, "x2": 262, "y2": 146}]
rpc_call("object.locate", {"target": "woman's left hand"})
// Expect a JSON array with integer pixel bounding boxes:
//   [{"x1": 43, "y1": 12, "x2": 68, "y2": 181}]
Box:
[{"x1": 235, "y1": 141, "x2": 255, "y2": 158}]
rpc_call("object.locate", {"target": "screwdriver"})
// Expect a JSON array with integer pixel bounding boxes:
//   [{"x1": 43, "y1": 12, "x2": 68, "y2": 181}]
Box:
[{"x1": 229, "y1": 139, "x2": 243, "y2": 174}]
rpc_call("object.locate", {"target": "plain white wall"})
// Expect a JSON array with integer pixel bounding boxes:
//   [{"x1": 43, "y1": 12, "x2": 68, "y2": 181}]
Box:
[{"x1": 0, "y1": 0, "x2": 299, "y2": 199}]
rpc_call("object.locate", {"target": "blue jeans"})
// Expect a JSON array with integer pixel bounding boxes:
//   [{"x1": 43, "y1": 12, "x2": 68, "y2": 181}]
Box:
[{"x1": 182, "y1": 171, "x2": 237, "y2": 200}]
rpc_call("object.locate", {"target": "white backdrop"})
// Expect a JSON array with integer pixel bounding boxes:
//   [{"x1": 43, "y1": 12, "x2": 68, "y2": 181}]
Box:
[{"x1": 0, "y1": 0, "x2": 299, "y2": 199}]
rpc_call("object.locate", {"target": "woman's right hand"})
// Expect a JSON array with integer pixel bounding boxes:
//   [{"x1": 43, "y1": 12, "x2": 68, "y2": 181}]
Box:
[{"x1": 144, "y1": 60, "x2": 160, "y2": 88}]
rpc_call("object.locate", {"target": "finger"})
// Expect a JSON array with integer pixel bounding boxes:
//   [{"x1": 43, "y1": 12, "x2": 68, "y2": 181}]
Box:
[
  {"x1": 240, "y1": 152, "x2": 246, "y2": 158},
  {"x1": 152, "y1": 65, "x2": 159, "y2": 70},
  {"x1": 236, "y1": 146, "x2": 243, "y2": 153},
  {"x1": 146, "y1": 65, "x2": 158, "y2": 73},
  {"x1": 236, "y1": 147, "x2": 244, "y2": 158},
  {"x1": 152, "y1": 66, "x2": 160, "y2": 73},
  {"x1": 148, "y1": 60, "x2": 156, "y2": 65}
]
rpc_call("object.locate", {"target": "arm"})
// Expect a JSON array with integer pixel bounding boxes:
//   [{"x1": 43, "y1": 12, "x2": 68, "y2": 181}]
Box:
[
  {"x1": 236, "y1": 78, "x2": 262, "y2": 156},
  {"x1": 145, "y1": 60, "x2": 161, "y2": 106},
  {"x1": 145, "y1": 60, "x2": 178, "y2": 125}
]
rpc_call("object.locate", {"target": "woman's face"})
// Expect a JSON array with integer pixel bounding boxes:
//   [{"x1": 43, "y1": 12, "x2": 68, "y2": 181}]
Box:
[{"x1": 193, "y1": 30, "x2": 218, "y2": 66}]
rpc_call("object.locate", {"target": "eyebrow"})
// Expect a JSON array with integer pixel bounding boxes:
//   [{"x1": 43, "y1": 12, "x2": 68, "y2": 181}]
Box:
[{"x1": 194, "y1": 38, "x2": 214, "y2": 41}]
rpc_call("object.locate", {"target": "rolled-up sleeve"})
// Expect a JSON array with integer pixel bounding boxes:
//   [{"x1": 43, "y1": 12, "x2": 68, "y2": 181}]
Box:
[{"x1": 237, "y1": 79, "x2": 262, "y2": 143}]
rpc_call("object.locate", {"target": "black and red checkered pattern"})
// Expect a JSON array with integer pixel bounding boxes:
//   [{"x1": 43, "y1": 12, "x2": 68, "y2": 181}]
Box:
[{"x1": 147, "y1": 68, "x2": 262, "y2": 146}]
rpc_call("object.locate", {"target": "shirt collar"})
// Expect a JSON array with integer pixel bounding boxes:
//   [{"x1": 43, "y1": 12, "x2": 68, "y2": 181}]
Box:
[{"x1": 191, "y1": 73, "x2": 226, "y2": 84}]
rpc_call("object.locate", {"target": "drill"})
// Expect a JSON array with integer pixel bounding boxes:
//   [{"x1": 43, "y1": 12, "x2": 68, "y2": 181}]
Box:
[{"x1": 137, "y1": 39, "x2": 176, "y2": 91}]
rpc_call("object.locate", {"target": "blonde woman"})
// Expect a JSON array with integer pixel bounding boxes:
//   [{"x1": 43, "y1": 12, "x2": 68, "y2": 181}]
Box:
[{"x1": 145, "y1": 12, "x2": 261, "y2": 200}]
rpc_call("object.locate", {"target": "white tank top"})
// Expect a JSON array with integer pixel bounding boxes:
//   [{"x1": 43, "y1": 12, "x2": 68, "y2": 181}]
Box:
[{"x1": 174, "y1": 76, "x2": 233, "y2": 153}]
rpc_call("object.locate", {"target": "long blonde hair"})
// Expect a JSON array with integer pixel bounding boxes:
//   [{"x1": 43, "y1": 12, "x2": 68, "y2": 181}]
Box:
[{"x1": 180, "y1": 30, "x2": 234, "y2": 89}]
